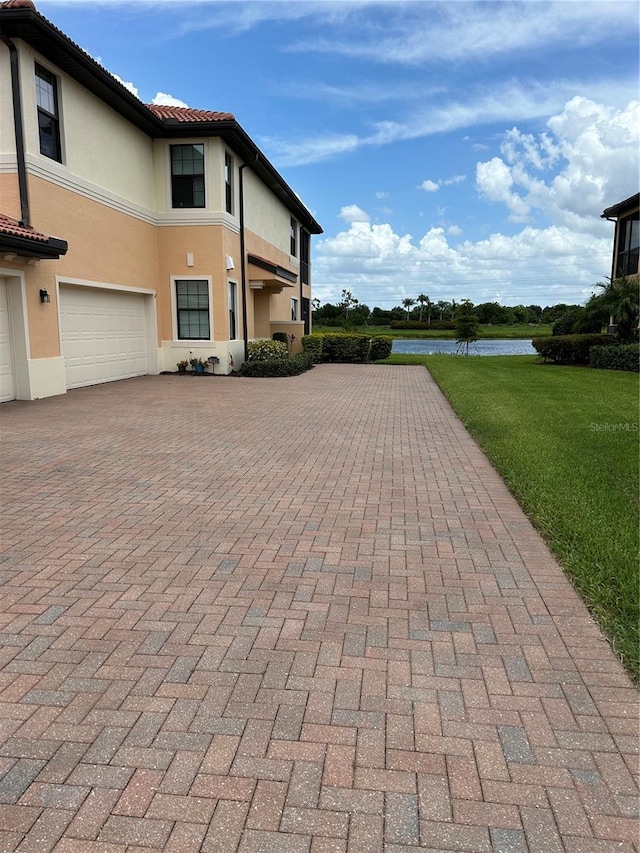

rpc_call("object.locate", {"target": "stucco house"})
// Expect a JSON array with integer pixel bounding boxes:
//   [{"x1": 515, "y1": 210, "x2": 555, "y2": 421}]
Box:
[
  {"x1": 0, "y1": 0, "x2": 322, "y2": 403},
  {"x1": 601, "y1": 192, "x2": 639, "y2": 281}
]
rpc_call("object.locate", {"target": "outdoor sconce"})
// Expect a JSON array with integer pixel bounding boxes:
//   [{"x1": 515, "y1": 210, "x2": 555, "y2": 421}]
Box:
[{"x1": 39, "y1": 289, "x2": 50, "y2": 304}]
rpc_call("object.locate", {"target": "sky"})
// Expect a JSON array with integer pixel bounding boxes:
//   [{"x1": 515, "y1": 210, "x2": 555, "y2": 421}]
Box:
[{"x1": 38, "y1": 0, "x2": 640, "y2": 309}]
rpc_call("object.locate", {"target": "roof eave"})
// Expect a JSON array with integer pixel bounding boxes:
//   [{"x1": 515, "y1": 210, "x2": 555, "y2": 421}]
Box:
[
  {"x1": 0, "y1": 5, "x2": 323, "y2": 235},
  {"x1": 0, "y1": 6, "x2": 163, "y2": 136},
  {"x1": 601, "y1": 192, "x2": 640, "y2": 220},
  {"x1": 0, "y1": 232, "x2": 68, "y2": 259}
]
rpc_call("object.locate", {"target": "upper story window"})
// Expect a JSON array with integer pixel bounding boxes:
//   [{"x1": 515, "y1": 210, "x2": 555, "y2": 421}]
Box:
[
  {"x1": 290, "y1": 217, "x2": 298, "y2": 257},
  {"x1": 291, "y1": 297, "x2": 299, "y2": 321},
  {"x1": 171, "y1": 144, "x2": 205, "y2": 208},
  {"x1": 300, "y1": 230, "x2": 310, "y2": 285},
  {"x1": 225, "y1": 153, "x2": 234, "y2": 214},
  {"x1": 35, "y1": 63, "x2": 62, "y2": 162},
  {"x1": 176, "y1": 279, "x2": 210, "y2": 339},
  {"x1": 616, "y1": 213, "x2": 639, "y2": 277}
]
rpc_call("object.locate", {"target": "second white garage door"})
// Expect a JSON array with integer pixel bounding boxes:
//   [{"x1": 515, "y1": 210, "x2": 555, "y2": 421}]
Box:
[
  {"x1": 60, "y1": 285, "x2": 150, "y2": 390},
  {"x1": 0, "y1": 278, "x2": 16, "y2": 403}
]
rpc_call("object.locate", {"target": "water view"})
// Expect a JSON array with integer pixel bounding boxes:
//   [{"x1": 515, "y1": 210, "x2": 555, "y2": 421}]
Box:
[{"x1": 392, "y1": 338, "x2": 536, "y2": 356}]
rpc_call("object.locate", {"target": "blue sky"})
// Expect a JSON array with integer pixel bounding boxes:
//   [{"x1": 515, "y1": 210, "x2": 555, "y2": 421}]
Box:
[{"x1": 39, "y1": 0, "x2": 639, "y2": 308}]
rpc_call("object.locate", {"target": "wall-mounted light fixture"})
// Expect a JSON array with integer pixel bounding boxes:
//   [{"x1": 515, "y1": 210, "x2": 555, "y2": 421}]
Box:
[{"x1": 39, "y1": 289, "x2": 50, "y2": 303}]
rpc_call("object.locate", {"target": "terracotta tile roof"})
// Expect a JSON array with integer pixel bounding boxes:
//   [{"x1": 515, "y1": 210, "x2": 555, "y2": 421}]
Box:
[
  {"x1": 0, "y1": 213, "x2": 49, "y2": 243},
  {"x1": 147, "y1": 104, "x2": 234, "y2": 123},
  {"x1": 0, "y1": 1, "x2": 36, "y2": 8}
]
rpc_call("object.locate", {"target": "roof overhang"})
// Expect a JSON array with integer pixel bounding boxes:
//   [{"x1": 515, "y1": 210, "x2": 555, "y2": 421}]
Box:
[
  {"x1": 0, "y1": 4, "x2": 323, "y2": 235},
  {"x1": 248, "y1": 253, "x2": 297, "y2": 290},
  {"x1": 601, "y1": 193, "x2": 640, "y2": 220},
  {"x1": 0, "y1": 231, "x2": 68, "y2": 260}
]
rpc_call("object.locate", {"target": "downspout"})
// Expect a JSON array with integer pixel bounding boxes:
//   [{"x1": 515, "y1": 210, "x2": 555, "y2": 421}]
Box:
[
  {"x1": 238, "y1": 155, "x2": 258, "y2": 362},
  {"x1": 0, "y1": 31, "x2": 30, "y2": 226}
]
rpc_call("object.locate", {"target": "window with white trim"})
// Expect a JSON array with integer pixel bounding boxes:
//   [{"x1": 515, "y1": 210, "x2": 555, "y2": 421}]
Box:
[
  {"x1": 228, "y1": 281, "x2": 237, "y2": 339},
  {"x1": 171, "y1": 144, "x2": 205, "y2": 208},
  {"x1": 290, "y1": 217, "x2": 298, "y2": 256},
  {"x1": 35, "y1": 63, "x2": 62, "y2": 162},
  {"x1": 176, "y1": 280, "x2": 210, "y2": 339},
  {"x1": 291, "y1": 297, "x2": 299, "y2": 321},
  {"x1": 225, "y1": 153, "x2": 234, "y2": 214}
]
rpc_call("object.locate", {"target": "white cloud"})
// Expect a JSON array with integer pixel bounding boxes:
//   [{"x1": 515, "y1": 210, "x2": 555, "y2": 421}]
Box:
[
  {"x1": 151, "y1": 92, "x2": 189, "y2": 108},
  {"x1": 476, "y1": 157, "x2": 531, "y2": 221},
  {"x1": 475, "y1": 98, "x2": 640, "y2": 231},
  {"x1": 264, "y1": 77, "x2": 638, "y2": 166},
  {"x1": 314, "y1": 218, "x2": 610, "y2": 308},
  {"x1": 339, "y1": 204, "x2": 370, "y2": 224},
  {"x1": 288, "y1": 2, "x2": 638, "y2": 66},
  {"x1": 419, "y1": 175, "x2": 467, "y2": 193},
  {"x1": 315, "y1": 96, "x2": 636, "y2": 308},
  {"x1": 111, "y1": 73, "x2": 139, "y2": 97}
]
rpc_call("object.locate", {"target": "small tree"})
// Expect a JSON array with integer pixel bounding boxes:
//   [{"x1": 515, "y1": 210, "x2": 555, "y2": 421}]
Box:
[
  {"x1": 340, "y1": 289, "x2": 360, "y2": 329},
  {"x1": 455, "y1": 300, "x2": 479, "y2": 356}
]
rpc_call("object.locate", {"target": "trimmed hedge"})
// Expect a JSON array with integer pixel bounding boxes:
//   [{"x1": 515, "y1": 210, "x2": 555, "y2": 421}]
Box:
[
  {"x1": 390, "y1": 319, "x2": 455, "y2": 330},
  {"x1": 532, "y1": 334, "x2": 614, "y2": 365},
  {"x1": 369, "y1": 335, "x2": 393, "y2": 360},
  {"x1": 239, "y1": 352, "x2": 313, "y2": 377},
  {"x1": 590, "y1": 344, "x2": 639, "y2": 372},
  {"x1": 302, "y1": 334, "x2": 324, "y2": 363},
  {"x1": 321, "y1": 333, "x2": 371, "y2": 363},
  {"x1": 247, "y1": 339, "x2": 288, "y2": 362}
]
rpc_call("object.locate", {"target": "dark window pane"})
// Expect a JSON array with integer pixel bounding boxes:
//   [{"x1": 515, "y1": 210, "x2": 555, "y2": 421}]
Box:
[
  {"x1": 176, "y1": 280, "x2": 210, "y2": 339},
  {"x1": 38, "y1": 111, "x2": 60, "y2": 161},
  {"x1": 171, "y1": 145, "x2": 205, "y2": 208}
]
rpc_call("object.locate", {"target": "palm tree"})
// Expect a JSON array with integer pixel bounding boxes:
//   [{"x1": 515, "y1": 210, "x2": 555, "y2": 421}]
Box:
[
  {"x1": 417, "y1": 293, "x2": 432, "y2": 325},
  {"x1": 586, "y1": 276, "x2": 639, "y2": 342},
  {"x1": 436, "y1": 300, "x2": 449, "y2": 321},
  {"x1": 402, "y1": 297, "x2": 416, "y2": 320}
]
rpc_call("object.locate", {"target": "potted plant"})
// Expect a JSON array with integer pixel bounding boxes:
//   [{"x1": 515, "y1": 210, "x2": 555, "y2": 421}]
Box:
[
  {"x1": 177, "y1": 359, "x2": 189, "y2": 374},
  {"x1": 189, "y1": 356, "x2": 207, "y2": 374}
]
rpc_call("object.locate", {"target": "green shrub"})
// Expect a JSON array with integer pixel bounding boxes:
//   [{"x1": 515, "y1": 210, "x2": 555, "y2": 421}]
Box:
[
  {"x1": 239, "y1": 352, "x2": 313, "y2": 377},
  {"x1": 369, "y1": 335, "x2": 393, "y2": 360},
  {"x1": 590, "y1": 344, "x2": 639, "y2": 372},
  {"x1": 321, "y1": 333, "x2": 371, "y2": 363},
  {"x1": 272, "y1": 332, "x2": 288, "y2": 345},
  {"x1": 532, "y1": 334, "x2": 614, "y2": 365},
  {"x1": 302, "y1": 334, "x2": 324, "y2": 363},
  {"x1": 247, "y1": 339, "x2": 287, "y2": 362}
]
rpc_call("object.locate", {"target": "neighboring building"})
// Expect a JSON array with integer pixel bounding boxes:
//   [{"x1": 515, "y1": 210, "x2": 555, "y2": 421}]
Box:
[
  {"x1": 601, "y1": 192, "x2": 639, "y2": 281},
  {"x1": 0, "y1": 0, "x2": 322, "y2": 402}
]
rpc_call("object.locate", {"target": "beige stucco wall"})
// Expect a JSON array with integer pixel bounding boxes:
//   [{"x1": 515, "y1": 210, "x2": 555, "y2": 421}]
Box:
[
  {"x1": 0, "y1": 174, "x2": 21, "y2": 221},
  {"x1": 243, "y1": 169, "x2": 297, "y2": 256},
  {"x1": 16, "y1": 42, "x2": 157, "y2": 212}
]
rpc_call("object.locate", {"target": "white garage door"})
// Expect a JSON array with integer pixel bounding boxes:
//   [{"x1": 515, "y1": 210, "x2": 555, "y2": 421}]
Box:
[
  {"x1": 0, "y1": 279, "x2": 16, "y2": 402},
  {"x1": 60, "y1": 285, "x2": 149, "y2": 390}
]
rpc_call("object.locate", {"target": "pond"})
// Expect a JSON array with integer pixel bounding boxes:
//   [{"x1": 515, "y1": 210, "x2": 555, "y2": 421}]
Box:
[{"x1": 392, "y1": 338, "x2": 537, "y2": 356}]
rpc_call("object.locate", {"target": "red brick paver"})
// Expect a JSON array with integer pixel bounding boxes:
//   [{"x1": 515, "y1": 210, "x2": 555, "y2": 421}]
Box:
[{"x1": 0, "y1": 366, "x2": 637, "y2": 851}]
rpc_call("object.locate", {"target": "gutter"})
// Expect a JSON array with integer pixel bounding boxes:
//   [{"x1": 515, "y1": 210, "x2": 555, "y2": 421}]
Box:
[{"x1": 0, "y1": 30, "x2": 30, "y2": 225}]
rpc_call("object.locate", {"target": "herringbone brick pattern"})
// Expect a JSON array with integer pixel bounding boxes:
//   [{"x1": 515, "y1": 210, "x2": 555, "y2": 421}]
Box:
[{"x1": 0, "y1": 366, "x2": 637, "y2": 852}]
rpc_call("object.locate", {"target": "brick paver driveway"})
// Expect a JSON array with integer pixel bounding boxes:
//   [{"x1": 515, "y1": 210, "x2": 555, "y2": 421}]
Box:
[{"x1": 0, "y1": 365, "x2": 637, "y2": 852}]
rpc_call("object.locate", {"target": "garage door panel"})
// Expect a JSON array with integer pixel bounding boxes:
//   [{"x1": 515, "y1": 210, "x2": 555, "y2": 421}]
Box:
[
  {"x1": 60, "y1": 286, "x2": 149, "y2": 390},
  {"x1": 0, "y1": 280, "x2": 15, "y2": 403}
]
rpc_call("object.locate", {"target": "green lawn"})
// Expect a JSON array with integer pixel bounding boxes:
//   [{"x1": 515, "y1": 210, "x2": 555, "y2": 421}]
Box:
[
  {"x1": 386, "y1": 354, "x2": 639, "y2": 678},
  {"x1": 312, "y1": 323, "x2": 552, "y2": 339}
]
